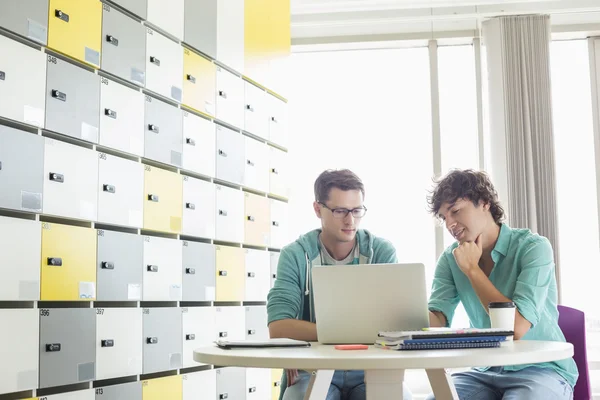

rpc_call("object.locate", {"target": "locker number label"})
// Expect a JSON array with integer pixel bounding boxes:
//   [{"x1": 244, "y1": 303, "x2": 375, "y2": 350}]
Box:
[
  {"x1": 183, "y1": 175, "x2": 189, "y2": 182},
  {"x1": 144, "y1": 165, "x2": 152, "y2": 172},
  {"x1": 103, "y1": 3, "x2": 111, "y2": 12},
  {"x1": 99, "y1": 152, "x2": 107, "y2": 160},
  {"x1": 96, "y1": 308, "x2": 105, "y2": 315},
  {"x1": 182, "y1": 240, "x2": 189, "y2": 247},
  {"x1": 42, "y1": 222, "x2": 50, "y2": 230},
  {"x1": 40, "y1": 309, "x2": 50, "y2": 317},
  {"x1": 145, "y1": 95, "x2": 152, "y2": 103},
  {"x1": 97, "y1": 230, "x2": 105, "y2": 237},
  {"x1": 143, "y1": 308, "x2": 150, "y2": 314},
  {"x1": 40, "y1": 397, "x2": 48, "y2": 400},
  {"x1": 96, "y1": 388, "x2": 104, "y2": 395},
  {"x1": 47, "y1": 55, "x2": 57, "y2": 64},
  {"x1": 147, "y1": 28, "x2": 154, "y2": 35},
  {"x1": 181, "y1": 307, "x2": 188, "y2": 313},
  {"x1": 184, "y1": 48, "x2": 190, "y2": 56},
  {"x1": 101, "y1": 77, "x2": 109, "y2": 86},
  {"x1": 182, "y1": 374, "x2": 188, "y2": 380}
]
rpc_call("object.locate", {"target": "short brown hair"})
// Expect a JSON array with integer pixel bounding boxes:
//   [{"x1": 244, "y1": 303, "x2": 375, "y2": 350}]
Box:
[
  {"x1": 427, "y1": 169, "x2": 505, "y2": 224},
  {"x1": 314, "y1": 169, "x2": 365, "y2": 203}
]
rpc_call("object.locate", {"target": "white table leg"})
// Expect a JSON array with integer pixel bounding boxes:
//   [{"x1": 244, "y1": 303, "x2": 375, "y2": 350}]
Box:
[
  {"x1": 364, "y1": 369, "x2": 405, "y2": 400},
  {"x1": 304, "y1": 370, "x2": 334, "y2": 400},
  {"x1": 426, "y1": 369, "x2": 459, "y2": 400}
]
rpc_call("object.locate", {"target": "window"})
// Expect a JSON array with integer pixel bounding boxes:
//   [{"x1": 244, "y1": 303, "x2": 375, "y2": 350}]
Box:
[{"x1": 286, "y1": 47, "x2": 436, "y2": 276}]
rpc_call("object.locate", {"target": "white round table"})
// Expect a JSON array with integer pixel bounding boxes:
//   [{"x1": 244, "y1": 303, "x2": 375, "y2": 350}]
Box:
[{"x1": 194, "y1": 341, "x2": 573, "y2": 400}]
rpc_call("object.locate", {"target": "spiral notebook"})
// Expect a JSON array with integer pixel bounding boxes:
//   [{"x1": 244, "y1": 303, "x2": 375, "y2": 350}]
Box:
[{"x1": 375, "y1": 335, "x2": 507, "y2": 351}]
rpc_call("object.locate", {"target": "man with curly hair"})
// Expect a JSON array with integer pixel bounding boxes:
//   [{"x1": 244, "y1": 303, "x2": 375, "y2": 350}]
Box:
[{"x1": 425, "y1": 169, "x2": 578, "y2": 400}]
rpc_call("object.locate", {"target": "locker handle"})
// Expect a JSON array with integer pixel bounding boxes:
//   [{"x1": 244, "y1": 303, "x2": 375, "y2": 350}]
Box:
[
  {"x1": 148, "y1": 124, "x2": 159, "y2": 133},
  {"x1": 54, "y1": 9, "x2": 69, "y2": 22},
  {"x1": 246, "y1": 104, "x2": 254, "y2": 112},
  {"x1": 247, "y1": 272, "x2": 255, "y2": 278},
  {"x1": 219, "y1": 332, "x2": 228, "y2": 337},
  {"x1": 248, "y1": 329, "x2": 256, "y2": 335},
  {"x1": 47, "y1": 257, "x2": 62, "y2": 266},
  {"x1": 0, "y1": 70, "x2": 5, "y2": 81},
  {"x1": 186, "y1": 333, "x2": 196, "y2": 340},
  {"x1": 272, "y1": 221, "x2": 279, "y2": 227},
  {"x1": 51, "y1": 89, "x2": 67, "y2": 102},
  {"x1": 272, "y1": 273, "x2": 277, "y2": 279},
  {"x1": 146, "y1": 337, "x2": 158, "y2": 344},
  {"x1": 103, "y1": 184, "x2": 116, "y2": 193},
  {"x1": 106, "y1": 34, "x2": 119, "y2": 46},
  {"x1": 101, "y1": 261, "x2": 115, "y2": 270},
  {"x1": 186, "y1": 267, "x2": 196, "y2": 275},
  {"x1": 46, "y1": 343, "x2": 61, "y2": 352},
  {"x1": 186, "y1": 202, "x2": 196, "y2": 210},
  {"x1": 49, "y1": 172, "x2": 64, "y2": 183},
  {"x1": 187, "y1": 74, "x2": 196, "y2": 83},
  {"x1": 148, "y1": 194, "x2": 159, "y2": 202},
  {"x1": 219, "y1": 270, "x2": 227, "y2": 276},
  {"x1": 147, "y1": 265, "x2": 159, "y2": 272},
  {"x1": 219, "y1": 210, "x2": 228, "y2": 217},
  {"x1": 271, "y1": 116, "x2": 278, "y2": 123},
  {"x1": 0, "y1": 161, "x2": 2, "y2": 170},
  {"x1": 218, "y1": 90, "x2": 227, "y2": 99},
  {"x1": 249, "y1": 387, "x2": 256, "y2": 393},
  {"x1": 101, "y1": 339, "x2": 115, "y2": 347},
  {"x1": 104, "y1": 108, "x2": 117, "y2": 119},
  {"x1": 150, "y1": 56, "x2": 160, "y2": 66},
  {"x1": 274, "y1": 381, "x2": 281, "y2": 387},
  {"x1": 220, "y1": 394, "x2": 228, "y2": 399},
  {"x1": 247, "y1": 215, "x2": 255, "y2": 222},
  {"x1": 186, "y1": 137, "x2": 196, "y2": 146},
  {"x1": 218, "y1": 149, "x2": 227, "y2": 157},
  {"x1": 246, "y1": 159, "x2": 254, "y2": 167},
  {"x1": 271, "y1": 168, "x2": 279, "y2": 175}
]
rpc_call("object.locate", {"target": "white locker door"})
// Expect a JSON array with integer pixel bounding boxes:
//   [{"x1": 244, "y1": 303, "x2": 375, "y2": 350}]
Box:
[
  {"x1": 215, "y1": 306, "x2": 245, "y2": 341},
  {"x1": 181, "y1": 306, "x2": 216, "y2": 368},
  {"x1": 215, "y1": 66, "x2": 244, "y2": 129},
  {"x1": 147, "y1": 0, "x2": 184, "y2": 40},
  {"x1": 215, "y1": 184, "x2": 244, "y2": 244},
  {"x1": 270, "y1": 251, "x2": 280, "y2": 288},
  {"x1": 0, "y1": 34, "x2": 46, "y2": 127},
  {"x1": 43, "y1": 138, "x2": 99, "y2": 222},
  {"x1": 269, "y1": 147, "x2": 288, "y2": 199},
  {"x1": 216, "y1": 125, "x2": 245, "y2": 186},
  {"x1": 245, "y1": 306, "x2": 268, "y2": 341},
  {"x1": 216, "y1": 0, "x2": 244, "y2": 73},
  {"x1": 268, "y1": 94, "x2": 288, "y2": 148},
  {"x1": 146, "y1": 27, "x2": 183, "y2": 103},
  {"x1": 46, "y1": 389, "x2": 95, "y2": 400},
  {"x1": 270, "y1": 199, "x2": 289, "y2": 250},
  {"x1": 246, "y1": 368, "x2": 271, "y2": 400},
  {"x1": 244, "y1": 81, "x2": 268, "y2": 139},
  {"x1": 96, "y1": 307, "x2": 142, "y2": 380},
  {"x1": 182, "y1": 111, "x2": 216, "y2": 177},
  {"x1": 143, "y1": 236, "x2": 183, "y2": 301},
  {"x1": 99, "y1": 76, "x2": 145, "y2": 157},
  {"x1": 0, "y1": 309, "x2": 39, "y2": 394},
  {"x1": 183, "y1": 370, "x2": 216, "y2": 400},
  {"x1": 0, "y1": 216, "x2": 41, "y2": 300},
  {"x1": 97, "y1": 153, "x2": 144, "y2": 228},
  {"x1": 182, "y1": 176, "x2": 215, "y2": 239},
  {"x1": 245, "y1": 249, "x2": 270, "y2": 302},
  {"x1": 243, "y1": 137, "x2": 269, "y2": 193}
]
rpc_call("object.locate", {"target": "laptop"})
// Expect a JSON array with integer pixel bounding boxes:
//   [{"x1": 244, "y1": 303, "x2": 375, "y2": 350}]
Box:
[{"x1": 311, "y1": 263, "x2": 430, "y2": 344}]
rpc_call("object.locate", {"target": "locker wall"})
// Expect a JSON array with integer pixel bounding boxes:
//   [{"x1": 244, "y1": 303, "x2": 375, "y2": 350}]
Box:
[{"x1": 0, "y1": 0, "x2": 289, "y2": 398}]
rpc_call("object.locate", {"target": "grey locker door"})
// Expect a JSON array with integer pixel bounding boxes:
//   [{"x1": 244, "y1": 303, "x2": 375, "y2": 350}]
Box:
[
  {"x1": 0, "y1": 0, "x2": 49, "y2": 45},
  {"x1": 39, "y1": 308, "x2": 96, "y2": 388},
  {"x1": 97, "y1": 230, "x2": 144, "y2": 301},
  {"x1": 216, "y1": 367, "x2": 246, "y2": 400},
  {"x1": 45, "y1": 57, "x2": 100, "y2": 143},
  {"x1": 0, "y1": 126, "x2": 44, "y2": 212},
  {"x1": 182, "y1": 241, "x2": 215, "y2": 301},
  {"x1": 142, "y1": 308, "x2": 182, "y2": 374},
  {"x1": 96, "y1": 381, "x2": 142, "y2": 400},
  {"x1": 101, "y1": 5, "x2": 146, "y2": 86},
  {"x1": 111, "y1": 0, "x2": 148, "y2": 20},
  {"x1": 144, "y1": 95, "x2": 183, "y2": 167},
  {"x1": 215, "y1": 125, "x2": 244, "y2": 185},
  {"x1": 245, "y1": 306, "x2": 268, "y2": 341},
  {"x1": 184, "y1": 0, "x2": 217, "y2": 59}
]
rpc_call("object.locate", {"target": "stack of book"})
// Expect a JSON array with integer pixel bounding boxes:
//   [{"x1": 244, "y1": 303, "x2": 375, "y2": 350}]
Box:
[{"x1": 375, "y1": 328, "x2": 514, "y2": 351}]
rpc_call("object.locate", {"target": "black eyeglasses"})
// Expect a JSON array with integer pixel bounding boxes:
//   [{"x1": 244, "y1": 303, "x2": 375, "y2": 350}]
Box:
[{"x1": 319, "y1": 202, "x2": 367, "y2": 219}]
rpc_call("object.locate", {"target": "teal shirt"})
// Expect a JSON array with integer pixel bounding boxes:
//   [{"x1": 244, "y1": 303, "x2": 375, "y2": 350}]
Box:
[{"x1": 428, "y1": 223, "x2": 578, "y2": 388}]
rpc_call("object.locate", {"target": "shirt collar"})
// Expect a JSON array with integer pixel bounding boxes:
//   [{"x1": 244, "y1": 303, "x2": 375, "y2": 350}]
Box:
[{"x1": 492, "y1": 223, "x2": 511, "y2": 260}]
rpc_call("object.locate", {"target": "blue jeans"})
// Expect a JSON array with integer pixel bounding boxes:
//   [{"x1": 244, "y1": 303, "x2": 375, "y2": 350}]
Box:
[
  {"x1": 425, "y1": 366, "x2": 573, "y2": 400},
  {"x1": 282, "y1": 370, "x2": 413, "y2": 400}
]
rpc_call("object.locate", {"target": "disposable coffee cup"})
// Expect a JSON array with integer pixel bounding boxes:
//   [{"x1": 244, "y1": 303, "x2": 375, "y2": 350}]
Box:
[{"x1": 489, "y1": 301, "x2": 516, "y2": 341}]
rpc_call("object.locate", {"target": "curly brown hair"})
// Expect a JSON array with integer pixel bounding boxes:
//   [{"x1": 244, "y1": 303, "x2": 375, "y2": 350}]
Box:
[{"x1": 427, "y1": 169, "x2": 505, "y2": 224}]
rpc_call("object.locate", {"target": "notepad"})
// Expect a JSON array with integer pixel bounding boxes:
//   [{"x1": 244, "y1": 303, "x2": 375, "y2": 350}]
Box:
[
  {"x1": 378, "y1": 327, "x2": 514, "y2": 340},
  {"x1": 375, "y1": 338, "x2": 502, "y2": 351},
  {"x1": 215, "y1": 338, "x2": 311, "y2": 349}
]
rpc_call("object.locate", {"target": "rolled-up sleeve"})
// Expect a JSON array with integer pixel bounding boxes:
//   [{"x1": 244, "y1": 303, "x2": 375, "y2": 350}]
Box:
[
  {"x1": 512, "y1": 237, "x2": 555, "y2": 327},
  {"x1": 428, "y1": 253, "x2": 460, "y2": 327}
]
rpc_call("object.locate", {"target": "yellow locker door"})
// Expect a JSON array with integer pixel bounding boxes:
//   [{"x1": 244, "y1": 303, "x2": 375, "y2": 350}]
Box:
[
  {"x1": 143, "y1": 165, "x2": 183, "y2": 234},
  {"x1": 40, "y1": 223, "x2": 97, "y2": 301},
  {"x1": 182, "y1": 47, "x2": 216, "y2": 118},
  {"x1": 215, "y1": 246, "x2": 245, "y2": 301},
  {"x1": 47, "y1": 0, "x2": 102, "y2": 67},
  {"x1": 244, "y1": 0, "x2": 270, "y2": 82},
  {"x1": 244, "y1": 193, "x2": 270, "y2": 247},
  {"x1": 142, "y1": 375, "x2": 182, "y2": 400},
  {"x1": 271, "y1": 368, "x2": 283, "y2": 400}
]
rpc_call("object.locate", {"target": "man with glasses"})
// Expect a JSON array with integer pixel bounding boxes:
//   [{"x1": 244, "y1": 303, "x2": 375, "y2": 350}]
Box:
[{"x1": 267, "y1": 169, "x2": 407, "y2": 400}]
